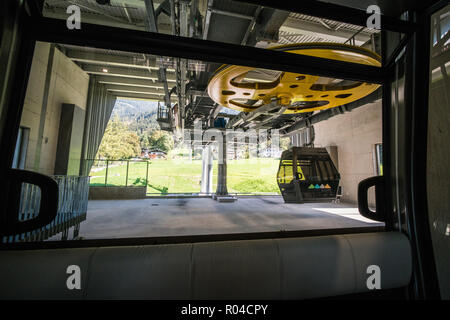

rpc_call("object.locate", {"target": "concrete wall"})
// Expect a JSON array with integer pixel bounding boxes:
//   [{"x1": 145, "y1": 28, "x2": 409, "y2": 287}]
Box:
[
  {"x1": 20, "y1": 42, "x2": 89, "y2": 175},
  {"x1": 89, "y1": 186, "x2": 147, "y2": 200},
  {"x1": 313, "y1": 100, "x2": 382, "y2": 205}
]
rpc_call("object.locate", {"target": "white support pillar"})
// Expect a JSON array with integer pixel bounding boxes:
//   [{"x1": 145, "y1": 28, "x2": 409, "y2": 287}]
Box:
[
  {"x1": 215, "y1": 132, "x2": 228, "y2": 196},
  {"x1": 200, "y1": 145, "x2": 213, "y2": 194}
]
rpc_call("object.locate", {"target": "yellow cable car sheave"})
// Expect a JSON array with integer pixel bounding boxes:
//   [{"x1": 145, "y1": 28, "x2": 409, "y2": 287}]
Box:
[{"x1": 208, "y1": 43, "x2": 381, "y2": 113}]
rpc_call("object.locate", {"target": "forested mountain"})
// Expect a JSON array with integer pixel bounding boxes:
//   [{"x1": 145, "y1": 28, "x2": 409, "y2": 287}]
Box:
[
  {"x1": 114, "y1": 100, "x2": 160, "y2": 136},
  {"x1": 112, "y1": 99, "x2": 158, "y2": 119}
]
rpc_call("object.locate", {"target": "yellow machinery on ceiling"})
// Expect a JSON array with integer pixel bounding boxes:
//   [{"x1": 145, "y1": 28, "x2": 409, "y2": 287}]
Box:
[{"x1": 207, "y1": 43, "x2": 381, "y2": 114}]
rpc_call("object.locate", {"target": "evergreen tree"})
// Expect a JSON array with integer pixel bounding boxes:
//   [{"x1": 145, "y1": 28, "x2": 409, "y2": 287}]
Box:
[
  {"x1": 96, "y1": 116, "x2": 141, "y2": 159},
  {"x1": 148, "y1": 130, "x2": 174, "y2": 152}
]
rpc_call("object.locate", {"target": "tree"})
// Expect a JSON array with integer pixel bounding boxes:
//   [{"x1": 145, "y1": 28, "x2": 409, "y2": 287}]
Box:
[
  {"x1": 140, "y1": 132, "x2": 150, "y2": 148},
  {"x1": 96, "y1": 116, "x2": 141, "y2": 159},
  {"x1": 147, "y1": 130, "x2": 174, "y2": 152}
]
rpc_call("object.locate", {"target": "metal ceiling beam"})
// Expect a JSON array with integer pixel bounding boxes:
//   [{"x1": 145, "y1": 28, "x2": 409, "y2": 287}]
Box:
[
  {"x1": 96, "y1": 75, "x2": 166, "y2": 88},
  {"x1": 113, "y1": 92, "x2": 178, "y2": 101},
  {"x1": 81, "y1": 64, "x2": 157, "y2": 79},
  {"x1": 122, "y1": 2, "x2": 133, "y2": 23},
  {"x1": 250, "y1": 106, "x2": 288, "y2": 130},
  {"x1": 155, "y1": 0, "x2": 172, "y2": 17},
  {"x1": 110, "y1": 0, "x2": 168, "y2": 6},
  {"x1": 189, "y1": 0, "x2": 200, "y2": 38},
  {"x1": 144, "y1": 0, "x2": 159, "y2": 31},
  {"x1": 44, "y1": 0, "x2": 160, "y2": 9},
  {"x1": 241, "y1": 6, "x2": 262, "y2": 45},
  {"x1": 103, "y1": 0, "x2": 150, "y2": 7},
  {"x1": 202, "y1": 0, "x2": 213, "y2": 40},
  {"x1": 188, "y1": 105, "x2": 213, "y2": 115},
  {"x1": 65, "y1": 49, "x2": 165, "y2": 70},
  {"x1": 187, "y1": 89, "x2": 209, "y2": 97},
  {"x1": 43, "y1": 8, "x2": 146, "y2": 30},
  {"x1": 43, "y1": 7, "x2": 173, "y2": 33},
  {"x1": 279, "y1": 16, "x2": 371, "y2": 45},
  {"x1": 234, "y1": 0, "x2": 417, "y2": 34},
  {"x1": 246, "y1": 8, "x2": 289, "y2": 47},
  {"x1": 33, "y1": 16, "x2": 386, "y2": 83},
  {"x1": 105, "y1": 84, "x2": 164, "y2": 95},
  {"x1": 80, "y1": 64, "x2": 177, "y2": 82},
  {"x1": 226, "y1": 100, "x2": 281, "y2": 129},
  {"x1": 209, "y1": 8, "x2": 254, "y2": 20},
  {"x1": 64, "y1": 0, "x2": 130, "y2": 23}
]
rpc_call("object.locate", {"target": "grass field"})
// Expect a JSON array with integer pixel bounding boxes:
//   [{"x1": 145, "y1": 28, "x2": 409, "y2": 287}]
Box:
[{"x1": 89, "y1": 158, "x2": 280, "y2": 194}]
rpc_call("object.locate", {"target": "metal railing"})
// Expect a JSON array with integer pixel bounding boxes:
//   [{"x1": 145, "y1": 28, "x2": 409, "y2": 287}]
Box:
[
  {"x1": 2, "y1": 176, "x2": 90, "y2": 243},
  {"x1": 87, "y1": 159, "x2": 149, "y2": 187}
]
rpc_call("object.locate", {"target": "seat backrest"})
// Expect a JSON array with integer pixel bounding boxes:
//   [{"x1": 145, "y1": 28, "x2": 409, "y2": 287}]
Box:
[{"x1": 0, "y1": 232, "x2": 411, "y2": 299}]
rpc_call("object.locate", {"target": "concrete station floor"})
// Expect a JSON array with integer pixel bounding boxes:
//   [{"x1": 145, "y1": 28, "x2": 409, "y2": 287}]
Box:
[{"x1": 75, "y1": 196, "x2": 384, "y2": 239}]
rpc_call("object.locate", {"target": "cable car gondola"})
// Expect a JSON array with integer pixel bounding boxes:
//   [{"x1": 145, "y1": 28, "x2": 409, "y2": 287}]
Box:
[{"x1": 277, "y1": 147, "x2": 340, "y2": 203}]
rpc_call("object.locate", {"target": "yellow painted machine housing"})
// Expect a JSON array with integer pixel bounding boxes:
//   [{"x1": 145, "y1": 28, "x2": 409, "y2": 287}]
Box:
[{"x1": 207, "y1": 43, "x2": 381, "y2": 114}]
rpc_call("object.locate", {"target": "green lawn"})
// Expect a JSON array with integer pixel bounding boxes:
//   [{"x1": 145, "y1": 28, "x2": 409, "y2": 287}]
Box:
[{"x1": 89, "y1": 158, "x2": 280, "y2": 194}]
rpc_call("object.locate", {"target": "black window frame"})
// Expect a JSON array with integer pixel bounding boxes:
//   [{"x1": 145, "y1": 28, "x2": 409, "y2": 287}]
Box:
[{"x1": 0, "y1": 0, "x2": 446, "y2": 299}]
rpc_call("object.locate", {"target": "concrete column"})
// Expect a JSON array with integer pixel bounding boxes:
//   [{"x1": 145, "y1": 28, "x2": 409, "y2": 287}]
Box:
[
  {"x1": 216, "y1": 132, "x2": 228, "y2": 195},
  {"x1": 200, "y1": 144, "x2": 213, "y2": 194},
  {"x1": 34, "y1": 44, "x2": 56, "y2": 172},
  {"x1": 234, "y1": 137, "x2": 237, "y2": 160},
  {"x1": 325, "y1": 145, "x2": 339, "y2": 171}
]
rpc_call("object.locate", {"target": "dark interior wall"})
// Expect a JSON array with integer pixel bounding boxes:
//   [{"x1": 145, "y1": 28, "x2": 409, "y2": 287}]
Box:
[
  {"x1": 54, "y1": 104, "x2": 86, "y2": 176},
  {"x1": 426, "y1": 4, "x2": 450, "y2": 299}
]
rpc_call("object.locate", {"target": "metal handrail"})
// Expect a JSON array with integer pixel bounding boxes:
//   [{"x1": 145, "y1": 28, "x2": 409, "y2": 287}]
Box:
[
  {"x1": 2, "y1": 175, "x2": 90, "y2": 243},
  {"x1": 85, "y1": 159, "x2": 150, "y2": 188}
]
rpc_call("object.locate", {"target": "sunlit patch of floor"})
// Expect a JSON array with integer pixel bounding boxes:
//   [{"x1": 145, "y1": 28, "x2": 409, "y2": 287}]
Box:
[{"x1": 312, "y1": 208, "x2": 380, "y2": 224}]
